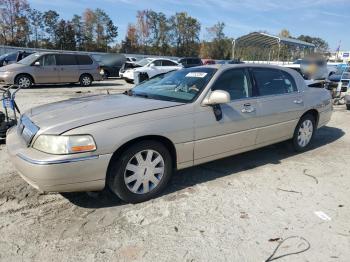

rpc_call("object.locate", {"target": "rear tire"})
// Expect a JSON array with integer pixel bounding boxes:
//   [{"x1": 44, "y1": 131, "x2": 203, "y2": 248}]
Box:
[
  {"x1": 79, "y1": 74, "x2": 92, "y2": 87},
  {"x1": 346, "y1": 104, "x2": 350, "y2": 110},
  {"x1": 107, "y1": 140, "x2": 173, "y2": 203},
  {"x1": 292, "y1": 114, "x2": 316, "y2": 152},
  {"x1": 15, "y1": 74, "x2": 33, "y2": 88}
]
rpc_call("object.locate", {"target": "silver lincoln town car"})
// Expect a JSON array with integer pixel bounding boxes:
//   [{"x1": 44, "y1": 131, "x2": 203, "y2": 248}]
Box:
[{"x1": 7, "y1": 64, "x2": 332, "y2": 203}]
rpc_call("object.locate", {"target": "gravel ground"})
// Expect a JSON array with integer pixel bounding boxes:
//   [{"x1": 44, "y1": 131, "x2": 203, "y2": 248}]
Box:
[{"x1": 0, "y1": 80, "x2": 349, "y2": 262}]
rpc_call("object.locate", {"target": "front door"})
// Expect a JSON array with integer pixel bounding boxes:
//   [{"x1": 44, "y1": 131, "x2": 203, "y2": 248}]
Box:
[
  {"x1": 194, "y1": 68, "x2": 259, "y2": 165},
  {"x1": 32, "y1": 54, "x2": 60, "y2": 83}
]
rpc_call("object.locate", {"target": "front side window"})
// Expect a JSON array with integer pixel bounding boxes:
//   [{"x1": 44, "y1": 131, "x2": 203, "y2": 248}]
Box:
[
  {"x1": 151, "y1": 60, "x2": 162, "y2": 66},
  {"x1": 212, "y1": 69, "x2": 252, "y2": 100},
  {"x1": 38, "y1": 54, "x2": 56, "y2": 66},
  {"x1": 131, "y1": 68, "x2": 217, "y2": 103},
  {"x1": 252, "y1": 68, "x2": 297, "y2": 96},
  {"x1": 162, "y1": 60, "x2": 177, "y2": 66}
]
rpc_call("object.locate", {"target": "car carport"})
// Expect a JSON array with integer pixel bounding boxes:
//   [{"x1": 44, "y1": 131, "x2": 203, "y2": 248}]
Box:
[{"x1": 233, "y1": 32, "x2": 315, "y2": 62}]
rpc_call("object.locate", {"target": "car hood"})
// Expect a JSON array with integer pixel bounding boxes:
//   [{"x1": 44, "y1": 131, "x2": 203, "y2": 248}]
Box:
[
  {"x1": 0, "y1": 62, "x2": 25, "y2": 72},
  {"x1": 329, "y1": 73, "x2": 350, "y2": 81},
  {"x1": 26, "y1": 94, "x2": 183, "y2": 134}
]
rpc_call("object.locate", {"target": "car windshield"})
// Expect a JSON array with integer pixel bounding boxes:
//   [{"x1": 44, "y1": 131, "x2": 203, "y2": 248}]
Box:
[
  {"x1": 17, "y1": 53, "x2": 41, "y2": 65},
  {"x1": 136, "y1": 58, "x2": 152, "y2": 67},
  {"x1": 131, "y1": 68, "x2": 217, "y2": 103}
]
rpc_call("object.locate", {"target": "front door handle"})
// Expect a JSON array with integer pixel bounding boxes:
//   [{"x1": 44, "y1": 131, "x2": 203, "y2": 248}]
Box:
[
  {"x1": 241, "y1": 104, "x2": 256, "y2": 113},
  {"x1": 293, "y1": 99, "x2": 303, "y2": 104}
]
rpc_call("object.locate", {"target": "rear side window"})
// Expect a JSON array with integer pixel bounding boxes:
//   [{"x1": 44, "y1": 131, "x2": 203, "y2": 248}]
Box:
[
  {"x1": 252, "y1": 68, "x2": 297, "y2": 96},
  {"x1": 57, "y1": 54, "x2": 77, "y2": 65},
  {"x1": 76, "y1": 55, "x2": 93, "y2": 65},
  {"x1": 212, "y1": 69, "x2": 252, "y2": 100}
]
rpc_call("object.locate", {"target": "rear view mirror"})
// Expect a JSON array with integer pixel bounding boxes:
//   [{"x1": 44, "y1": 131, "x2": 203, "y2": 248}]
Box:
[
  {"x1": 203, "y1": 90, "x2": 231, "y2": 106},
  {"x1": 34, "y1": 61, "x2": 40, "y2": 66}
]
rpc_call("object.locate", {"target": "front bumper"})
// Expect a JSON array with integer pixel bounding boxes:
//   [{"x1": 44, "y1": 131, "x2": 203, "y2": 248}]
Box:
[
  {"x1": 0, "y1": 72, "x2": 14, "y2": 85},
  {"x1": 6, "y1": 128, "x2": 112, "y2": 192}
]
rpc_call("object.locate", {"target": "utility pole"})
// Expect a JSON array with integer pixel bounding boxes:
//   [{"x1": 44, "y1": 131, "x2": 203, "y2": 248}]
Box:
[{"x1": 231, "y1": 38, "x2": 236, "y2": 60}]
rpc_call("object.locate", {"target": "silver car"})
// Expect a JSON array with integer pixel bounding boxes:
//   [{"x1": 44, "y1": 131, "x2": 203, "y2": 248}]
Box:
[
  {"x1": 7, "y1": 64, "x2": 332, "y2": 203},
  {"x1": 0, "y1": 52, "x2": 102, "y2": 88}
]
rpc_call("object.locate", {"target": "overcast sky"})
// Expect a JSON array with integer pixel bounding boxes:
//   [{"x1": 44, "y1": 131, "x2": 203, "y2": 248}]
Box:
[{"x1": 30, "y1": 0, "x2": 350, "y2": 50}]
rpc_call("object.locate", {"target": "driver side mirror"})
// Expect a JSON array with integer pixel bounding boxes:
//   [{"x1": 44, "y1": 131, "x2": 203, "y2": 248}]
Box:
[
  {"x1": 202, "y1": 90, "x2": 231, "y2": 106},
  {"x1": 33, "y1": 61, "x2": 41, "y2": 66}
]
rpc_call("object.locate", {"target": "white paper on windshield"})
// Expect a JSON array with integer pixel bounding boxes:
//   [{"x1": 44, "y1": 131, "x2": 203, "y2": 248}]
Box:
[{"x1": 185, "y1": 72, "x2": 207, "y2": 78}]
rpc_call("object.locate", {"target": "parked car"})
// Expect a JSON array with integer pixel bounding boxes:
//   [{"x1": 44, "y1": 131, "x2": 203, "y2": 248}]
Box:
[
  {"x1": 119, "y1": 61, "x2": 142, "y2": 78},
  {"x1": 126, "y1": 57, "x2": 137, "y2": 62},
  {"x1": 92, "y1": 53, "x2": 126, "y2": 78},
  {"x1": 7, "y1": 64, "x2": 332, "y2": 203},
  {"x1": 0, "y1": 52, "x2": 102, "y2": 88},
  {"x1": 123, "y1": 58, "x2": 182, "y2": 84},
  {"x1": 327, "y1": 64, "x2": 350, "y2": 107},
  {"x1": 202, "y1": 59, "x2": 216, "y2": 65},
  {"x1": 0, "y1": 51, "x2": 34, "y2": 67},
  {"x1": 177, "y1": 57, "x2": 203, "y2": 68},
  {"x1": 283, "y1": 64, "x2": 325, "y2": 88}
]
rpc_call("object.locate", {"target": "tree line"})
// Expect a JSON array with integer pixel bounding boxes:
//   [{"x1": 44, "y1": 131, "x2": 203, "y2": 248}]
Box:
[
  {"x1": 0, "y1": 0, "x2": 118, "y2": 52},
  {"x1": 0, "y1": 0, "x2": 330, "y2": 60}
]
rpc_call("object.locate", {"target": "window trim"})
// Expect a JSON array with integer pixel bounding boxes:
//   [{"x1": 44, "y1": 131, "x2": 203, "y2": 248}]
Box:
[{"x1": 250, "y1": 67, "x2": 300, "y2": 98}]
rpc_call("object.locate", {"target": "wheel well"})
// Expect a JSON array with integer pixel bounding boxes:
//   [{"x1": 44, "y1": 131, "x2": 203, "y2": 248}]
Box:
[
  {"x1": 302, "y1": 109, "x2": 319, "y2": 126},
  {"x1": 80, "y1": 73, "x2": 93, "y2": 81},
  {"x1": 106, "y1": 135, "x2": 177, "y2": 183},
  {"x1": 15, "y1": 73, "x2": 34, "y2": 84}
]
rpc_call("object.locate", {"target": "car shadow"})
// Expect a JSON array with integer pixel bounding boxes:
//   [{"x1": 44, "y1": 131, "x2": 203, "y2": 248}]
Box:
[{"x1": 62, "y1": 126, "x2": 345, "y2": 208}]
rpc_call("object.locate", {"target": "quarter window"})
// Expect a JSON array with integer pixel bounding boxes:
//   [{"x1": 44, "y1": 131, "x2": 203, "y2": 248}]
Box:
[
  {"x1": 76, "y1": 55, "x2": 93, "y2": 65},
  {"x1": 252, "y1": 68, "x2": 297, "y2": 96},
  {"x1": 212, "y1": 69, "x2": 252, "y2": 100}
]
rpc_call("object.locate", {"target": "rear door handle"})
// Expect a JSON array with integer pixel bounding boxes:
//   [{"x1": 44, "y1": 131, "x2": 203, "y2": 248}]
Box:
[{"x1": 293, "y1": 99, "x2": 303, "y2": 104}]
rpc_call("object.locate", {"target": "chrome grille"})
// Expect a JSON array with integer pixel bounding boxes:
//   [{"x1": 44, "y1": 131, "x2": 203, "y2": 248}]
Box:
[{"x1": 17, "y1": 115, "x2": 39, "y2": 145}]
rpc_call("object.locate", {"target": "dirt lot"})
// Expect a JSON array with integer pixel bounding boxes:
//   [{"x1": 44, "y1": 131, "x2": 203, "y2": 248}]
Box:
[{"x1": 0, "y1": 80, "x2": 349, "y2": 262}]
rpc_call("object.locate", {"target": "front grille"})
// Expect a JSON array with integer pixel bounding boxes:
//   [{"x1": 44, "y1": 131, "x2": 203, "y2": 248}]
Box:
[{"x1": 17, "y1": 115, "x2": 39, "y2": 146}]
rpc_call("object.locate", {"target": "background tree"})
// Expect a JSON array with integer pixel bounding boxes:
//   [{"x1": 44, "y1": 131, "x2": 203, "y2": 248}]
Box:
[
  {"x1": 28, "y1": 8, "x2": 43, "y2": 48},
  {"x1": 43, "y1": 10, "x2": 59, "y2": 48},
  {"x1": 297, "y1": 35, "x2": 329, "y2": 52}
]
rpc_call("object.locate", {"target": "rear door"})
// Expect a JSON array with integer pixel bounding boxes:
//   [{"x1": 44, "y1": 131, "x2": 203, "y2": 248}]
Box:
[
  {"x1": 251, "y1": 67, "x2": 305, "y2": 144},
  {"x1": 161, "y1": 60, "x2": 180, "y2": 73},
  {"x1": 56, "y1": 54, "x2": 80, "y2": 83},
  {"x1": 32, "y1": 54, "x2": 60, "y2": 83},
  {"x1": 194, "y1": 68, "x2": 259, "y2": 164}
]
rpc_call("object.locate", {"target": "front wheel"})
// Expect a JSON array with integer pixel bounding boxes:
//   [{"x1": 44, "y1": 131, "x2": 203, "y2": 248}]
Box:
[
  {"x1": 292, "y1": 114, "x2": 316, "y2": 152},
  {"x1": 108, "y1": 140, "x2": 173, "y2": 203},
  {"x1": 15, "y1": 75, "x2": 32, "y2": 88},
  {"x1": 79, "y1": 74, "x2": 92, "y2": 87}
]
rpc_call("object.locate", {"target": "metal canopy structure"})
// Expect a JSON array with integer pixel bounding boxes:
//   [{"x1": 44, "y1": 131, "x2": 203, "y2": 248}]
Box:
[{"x1": 233, "y1": 32, "x2": 315, "y2": 62}]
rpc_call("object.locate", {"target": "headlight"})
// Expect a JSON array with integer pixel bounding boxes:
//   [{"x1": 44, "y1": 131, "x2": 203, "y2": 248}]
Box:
[{"x1": 33, "y1": 135, "x2": 96, "y2": 154}]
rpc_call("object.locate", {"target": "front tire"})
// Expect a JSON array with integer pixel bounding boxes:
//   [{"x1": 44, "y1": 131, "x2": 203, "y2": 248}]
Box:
[
  {"x1": 15, "y1": 74, "x2": 32, "y2": 88},
  {"x1": 79, "y1": 74, "x2": 92, "y2": 87},
  {"x1": 108, "y1": 140, "x2": 173, "y2": 203},
  {"x1": 292, "y1": 114, "x2": 316, "y2": 152}
]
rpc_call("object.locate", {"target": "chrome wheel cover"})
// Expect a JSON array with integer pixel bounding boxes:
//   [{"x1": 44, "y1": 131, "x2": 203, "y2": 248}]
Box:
[
  {"x1": 82, "y1": 76, "x2": 91, "y2": 86},
  {"x1": 297, "y1": 119, "x2": 313, "y2": 147},
  {"x1": 124, "y1": 150, "x2": 165, "y2": 194},
  {"x1": 18, "y1": 77, "x2": 31, "y2": 88}
]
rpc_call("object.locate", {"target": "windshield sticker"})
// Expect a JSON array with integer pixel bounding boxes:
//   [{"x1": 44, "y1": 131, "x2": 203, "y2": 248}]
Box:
[{"x1": 185, "y1": 72, "x2": 207, "y2": 78}]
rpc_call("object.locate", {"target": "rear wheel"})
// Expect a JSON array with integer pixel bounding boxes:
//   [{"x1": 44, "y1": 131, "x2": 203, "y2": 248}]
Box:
[
  {"x1": 15, "y1": 75, "x2": 32, "y2": 88},
  {"x1": 346, "y1": 104, "x2": 350, "y2": 110},
  {"x1": 292, "y1": 114, "x2": 316, "y2": 152},
  {"x1": 108, "y1": 140, "x2": 173, "y2": 203},
  {"x1": 79, "y1": 74, "x2": 92, "y2": 87}
]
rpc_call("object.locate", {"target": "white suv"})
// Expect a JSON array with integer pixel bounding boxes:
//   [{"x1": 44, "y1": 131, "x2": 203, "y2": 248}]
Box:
[{"x1": 123, "y1": 58, "x2": 182, "y2": 84}]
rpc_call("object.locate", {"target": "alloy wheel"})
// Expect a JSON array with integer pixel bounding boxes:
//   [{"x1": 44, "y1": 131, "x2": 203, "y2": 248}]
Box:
[{"x1": 18, "y1": 77, "x2": 31, "y2": 88}]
